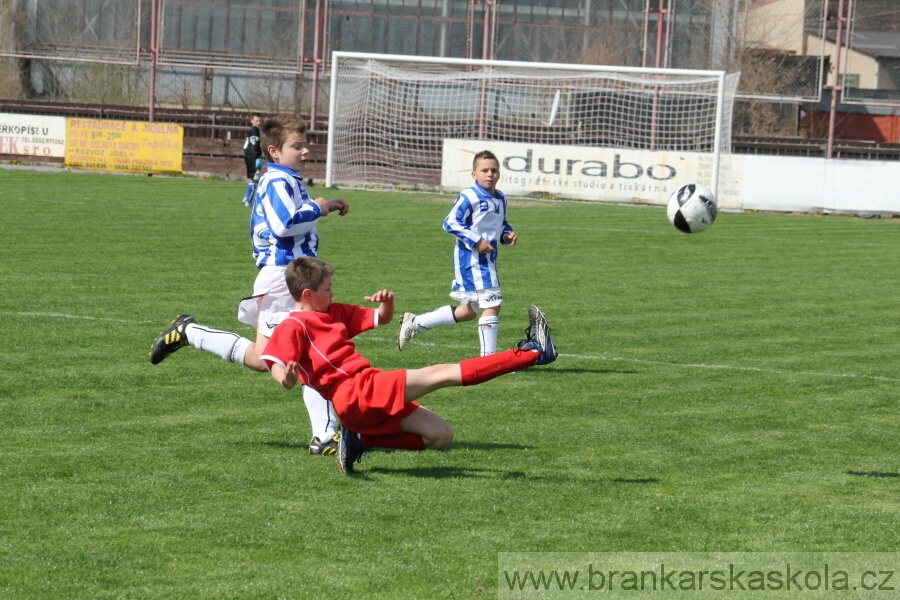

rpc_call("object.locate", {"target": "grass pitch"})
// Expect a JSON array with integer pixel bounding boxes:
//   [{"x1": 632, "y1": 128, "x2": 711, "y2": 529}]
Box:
[{"x1": 1, "y1": 167, "x2": 898, "y2": 598}]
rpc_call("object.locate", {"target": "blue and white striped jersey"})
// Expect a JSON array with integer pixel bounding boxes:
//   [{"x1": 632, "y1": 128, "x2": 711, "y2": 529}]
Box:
[
  {"x1": 250, "y1": 162, "x2": 322, "y2": 267},
  {"x1": 443, "y1": 182, "x2": 514, "y2": 292}
]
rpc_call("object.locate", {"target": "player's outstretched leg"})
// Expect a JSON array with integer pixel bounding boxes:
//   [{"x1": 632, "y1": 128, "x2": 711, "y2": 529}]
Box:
[
  {"x1": 516, "y1": 305, "x2": 557, "y2": 365},
  {"x1": 150, "y1": 314, "x2": 197, "y2": 364},
  {"x1": 338, "y1": 426, "x2": 365, "y2": 473},
  {"x1": 398, "y1": 312, "x2": 417, "y2": 350}
]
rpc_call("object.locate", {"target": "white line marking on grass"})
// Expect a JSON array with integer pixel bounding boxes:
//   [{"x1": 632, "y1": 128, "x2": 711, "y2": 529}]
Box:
[
  {"x1": 7, "y1": 319, "x2": 888, "y2": 382},
  {"x1": 361, "y1": 335, "x2": 898, "y2": 382},
  {"x1": 562, "y1": 353, "x2": 899, "y2": 382},
  {"x1": 2, "y1": 311, "x2": 156, "y2": 324},
  {"x1": 549, "y1": 227, "x2": 896, "y2": 248}
]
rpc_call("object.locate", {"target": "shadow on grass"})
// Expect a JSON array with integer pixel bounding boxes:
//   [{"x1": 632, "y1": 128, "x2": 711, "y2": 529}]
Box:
[
  {"x1": 234, "y1": 441, "x2": 309, "y2": 450},
  {"x1": 237, "y1": 441, "x2": 533, "y2": 452},
  {"x1": 360, "y1": 466, "x2": 660, "y2": 484},
  {"x1": 847, "y1": 470, "x2": 900, "y2": 479},
  {"x1": 447, "y1": 442, "x2": 530, "y2": 451},
  {"x1": 365, "y1": 466, "x2": 525, "y2": 479},
  {"x1": 526, "y1": 367, "x2": 640, "y2": 375}
]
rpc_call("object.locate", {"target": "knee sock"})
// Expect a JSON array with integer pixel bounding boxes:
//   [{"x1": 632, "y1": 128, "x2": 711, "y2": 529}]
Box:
[
  {"x1": 185, "y1": 323, "x2": 251, "y2": 364},
  {"x1": 478, "y1": 316, "x2": 499, "y2": 356},
  {"x1": 243, "y1": 182, "x2": 255, "y2": 203},
  {"x1": 413, "y1": 305, "x2": 457, "y2": 331},
  {"x1": 459, "y1": 346, "x2": 539, "y2": 386},
  {"x1": 360, "y1": 432, "x2": 426, "y2": 451},
  {"x1": 303, "y1": 386, "x2": 338, "y2": 441}
]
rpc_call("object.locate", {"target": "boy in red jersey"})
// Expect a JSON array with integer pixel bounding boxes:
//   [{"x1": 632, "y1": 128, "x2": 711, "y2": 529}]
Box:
[{"x1": 261, "y1": 257, "x2": 557, "y2": 473}]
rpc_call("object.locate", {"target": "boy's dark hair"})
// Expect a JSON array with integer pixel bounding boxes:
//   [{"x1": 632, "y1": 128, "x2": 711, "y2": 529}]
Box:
[
  {"x1": 260, "y1": 114, "x2": 308, "y2": 161},
  {"x1": 473, "y1": 150, "x2": 498, "y2": 170},
  {"x1": 285, "y1": 257, "x2": 335, "y2": 300}
]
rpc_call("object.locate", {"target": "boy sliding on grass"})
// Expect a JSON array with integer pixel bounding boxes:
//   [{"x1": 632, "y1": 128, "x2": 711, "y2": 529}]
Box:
[
  {"x1": 261, "y1": 257, "x2": 557, "y2": 474},
  {"x1": 150, "y1": 114, "x2": 348, "y2": 456}
]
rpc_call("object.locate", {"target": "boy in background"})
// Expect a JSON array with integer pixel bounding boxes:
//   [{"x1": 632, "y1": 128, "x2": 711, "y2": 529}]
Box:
[
  {"x1": 151, "y1": 114, "x2": 348, "y2": 455},
  {"x1": 241, "y1": 113, "x2": 262, "y2": 206},
  {"x1": 398, "y1": 150, "x2": 516, "y2": 356},
  {"x1": 262, "y1": 256, "x2": 557, "y2": 474}
]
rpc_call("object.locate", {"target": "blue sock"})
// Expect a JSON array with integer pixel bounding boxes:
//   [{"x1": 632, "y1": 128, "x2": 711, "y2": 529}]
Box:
[{"x1": 243, "y1": 182, "x2": 255, "y2": 204}]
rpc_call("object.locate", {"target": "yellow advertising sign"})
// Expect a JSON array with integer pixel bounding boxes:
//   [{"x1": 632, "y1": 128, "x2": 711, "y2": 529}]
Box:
[{"x1": 65, "y1": 118, "x2": 183, "y2": 174}]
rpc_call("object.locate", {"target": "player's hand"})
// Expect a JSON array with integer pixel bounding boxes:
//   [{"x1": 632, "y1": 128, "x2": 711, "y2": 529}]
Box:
[
  {"x1": 365, "y1": 290, "x2": 394, "y2": 303},
  {"x1": 475, "y1": 239, "x2": 495, "y2": 254},
  {"x1": 283, "y1": 361, "x2": 300, "y2": 389},
  {"x1": 504, "y1": 232, "x2": 518, "y2": 246},
  {"x1": 327, "y1": 199, "x2": 349, "y2": 216},
  {"x1": 313, "y1": 197, "x2": 330, "y2": 215},
  {"x1": 367, "y1": 290, "x2": 395, "y2": 324}
]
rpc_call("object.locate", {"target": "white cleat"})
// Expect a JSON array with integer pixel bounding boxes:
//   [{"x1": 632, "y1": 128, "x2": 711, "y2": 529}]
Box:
[{"x1": 398, "y1": 312, "x2": 418, "y2": 351}]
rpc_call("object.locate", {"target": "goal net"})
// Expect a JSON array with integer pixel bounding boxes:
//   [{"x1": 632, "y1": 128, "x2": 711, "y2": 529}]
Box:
[{"x1": 326, "y1": 52, "x2": 739, "y2": 203}]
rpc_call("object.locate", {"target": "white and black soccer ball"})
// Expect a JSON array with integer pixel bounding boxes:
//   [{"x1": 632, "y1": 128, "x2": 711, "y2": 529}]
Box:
[{"x1": 666, "y1": 184, "x2": 718, "y2": 234}]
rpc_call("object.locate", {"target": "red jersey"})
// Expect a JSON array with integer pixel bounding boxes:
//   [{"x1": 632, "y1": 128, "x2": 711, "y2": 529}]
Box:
[{"x1": 261, "y1": 303, "x2": 378, "y2": 399}]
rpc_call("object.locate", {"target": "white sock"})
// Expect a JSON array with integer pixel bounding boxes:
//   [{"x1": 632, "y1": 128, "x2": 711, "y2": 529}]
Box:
[
  {"x1": 185, "y1": 323, "x2": 252, "y2": 364},
  {"x1": 478, "y1": 316, "x2": 499, "y2": 356},
  {"x1": 303, "y1": 386, "x2": 338, "y2": 440},
  {"x1": 414, "y1": 305, "x2": 457, "y2": 331}
]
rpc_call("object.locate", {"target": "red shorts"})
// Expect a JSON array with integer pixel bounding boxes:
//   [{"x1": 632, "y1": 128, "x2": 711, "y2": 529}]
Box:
[{"x1": 330, "y1": 368, "x2": 421, "y2": 435}]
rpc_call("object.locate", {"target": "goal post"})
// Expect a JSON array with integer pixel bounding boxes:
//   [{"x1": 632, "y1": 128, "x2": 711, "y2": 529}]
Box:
[{"x1": 326, "y1": 52, "x2": 738, "y2": 205}]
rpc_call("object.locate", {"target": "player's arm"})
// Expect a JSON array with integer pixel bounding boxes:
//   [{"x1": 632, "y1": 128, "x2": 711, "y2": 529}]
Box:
[
  {"x1": 499, "y1": 195, "x2": 516, "y2": 245},
  {"x1": 443, "y1": 197, "x2": 483, "y2": 249},
  {"x1": 364, "y1": 290, "x2": 395, "y2": 324},
  {"x1": 501, "y1": 223, "x2": 517, "y2": 246},
  {"x1": 265, "y1": 181, "x2": 323, "y2": 235}
]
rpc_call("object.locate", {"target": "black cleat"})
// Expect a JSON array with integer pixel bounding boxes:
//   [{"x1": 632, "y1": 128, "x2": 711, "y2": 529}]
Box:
[
  {"x1": 309, "y1": 433, "x2": 340, "y2": 456},
  {"x1": 337, "y1": 426, "x2": 365, "y2": 473},
  {"x1": 149, "y1": 314, "x2": 197, "y2": 364},
  {"x1": 517, "y1": 305, "x2": 557, "y2": 365}
]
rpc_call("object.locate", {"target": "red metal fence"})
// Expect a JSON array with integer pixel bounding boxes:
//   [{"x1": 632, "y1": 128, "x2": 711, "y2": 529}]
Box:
[{"x1": 0, "y1": 0, "x2": 898, "y2": 151}]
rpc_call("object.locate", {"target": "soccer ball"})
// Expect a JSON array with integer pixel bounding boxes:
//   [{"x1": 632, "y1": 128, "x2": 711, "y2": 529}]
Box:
[{"x1": 666, "y1": 184, "x2": 717, "y2": 234}]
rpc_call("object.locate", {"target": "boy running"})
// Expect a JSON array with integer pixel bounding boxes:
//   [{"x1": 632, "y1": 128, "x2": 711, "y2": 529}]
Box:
[
  {"x1": 241, "y1": 113, "x2": 262, "y2": 206},
  {"x1": 261, "y1": 257, "x2": 557, "y2": 474},
  {"x1": 150, "y1": 114, "x2": 347, "y2": 455},
  {"x1": 398, "y1": 150, "x2": 515, "y2": 356}
]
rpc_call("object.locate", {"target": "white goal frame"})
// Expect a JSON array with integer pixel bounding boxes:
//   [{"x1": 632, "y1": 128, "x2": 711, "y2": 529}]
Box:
[{"x1": 326, "y1": 51, "x2": 735, "y2": 200}]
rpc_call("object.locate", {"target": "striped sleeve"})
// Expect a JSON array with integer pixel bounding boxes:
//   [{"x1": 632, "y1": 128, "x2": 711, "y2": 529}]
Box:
[
  {"x1": 263, "y1": 178, "x2": 322, "y2": 238},
  {"x1": 442, "y1": 192, "x2": 482, "y2": 249}
]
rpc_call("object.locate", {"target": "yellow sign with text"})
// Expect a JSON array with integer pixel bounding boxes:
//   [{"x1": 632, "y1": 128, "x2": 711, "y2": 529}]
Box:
[{"x1": 65, "y1": 118, "x2": 183, "y2": 174}]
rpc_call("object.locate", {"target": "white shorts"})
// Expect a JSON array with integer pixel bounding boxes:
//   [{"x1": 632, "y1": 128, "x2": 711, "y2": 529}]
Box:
[
  {"x1": 449, "y1": 286, "x2": 503, "y2": 311},
  {"x1": 237, "y1": 265, "x2": 294, "y2": 337}
]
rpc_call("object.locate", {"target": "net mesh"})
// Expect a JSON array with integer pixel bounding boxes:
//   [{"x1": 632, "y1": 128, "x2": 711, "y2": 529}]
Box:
[
  {"x1": 842, "y1": 0, "x2": 900, "y2": 105},
  {"x1": 0, "y1": 0, "x2": 139, "y2": 63},
  {"x1": 330, "y1": 57, "x2": 738, "y2": 188}
]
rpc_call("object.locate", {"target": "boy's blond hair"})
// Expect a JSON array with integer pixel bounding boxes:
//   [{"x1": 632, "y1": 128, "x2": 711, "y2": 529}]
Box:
[
  {"x1": 286, "y1": 257, "x2": 335, "y2": 300},
  {"x1": 260, "y1": 114, "x2": 308, "y2": 161}
]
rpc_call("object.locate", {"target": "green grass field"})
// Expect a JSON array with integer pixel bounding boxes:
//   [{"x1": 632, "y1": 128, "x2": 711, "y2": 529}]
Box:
[{"x1": 1, "y1": 167, "x2": 898, "y2": 599}]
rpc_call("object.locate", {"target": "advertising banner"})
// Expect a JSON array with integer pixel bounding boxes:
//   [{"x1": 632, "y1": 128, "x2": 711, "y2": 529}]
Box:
[
  {"x1": 441, "y1": 139, "x2": 741, "y2": 209},
  {"x1": 0, "y1": 113, "x2": 67, "y2": 158},
  {"x1": 65, "y1": 118, "x2": 183, "y2": 174}
]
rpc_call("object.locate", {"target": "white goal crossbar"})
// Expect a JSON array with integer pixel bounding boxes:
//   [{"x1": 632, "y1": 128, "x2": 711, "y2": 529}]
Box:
[{"x1": 326, "y1": 52, "x2": 737, "y2": 201}]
